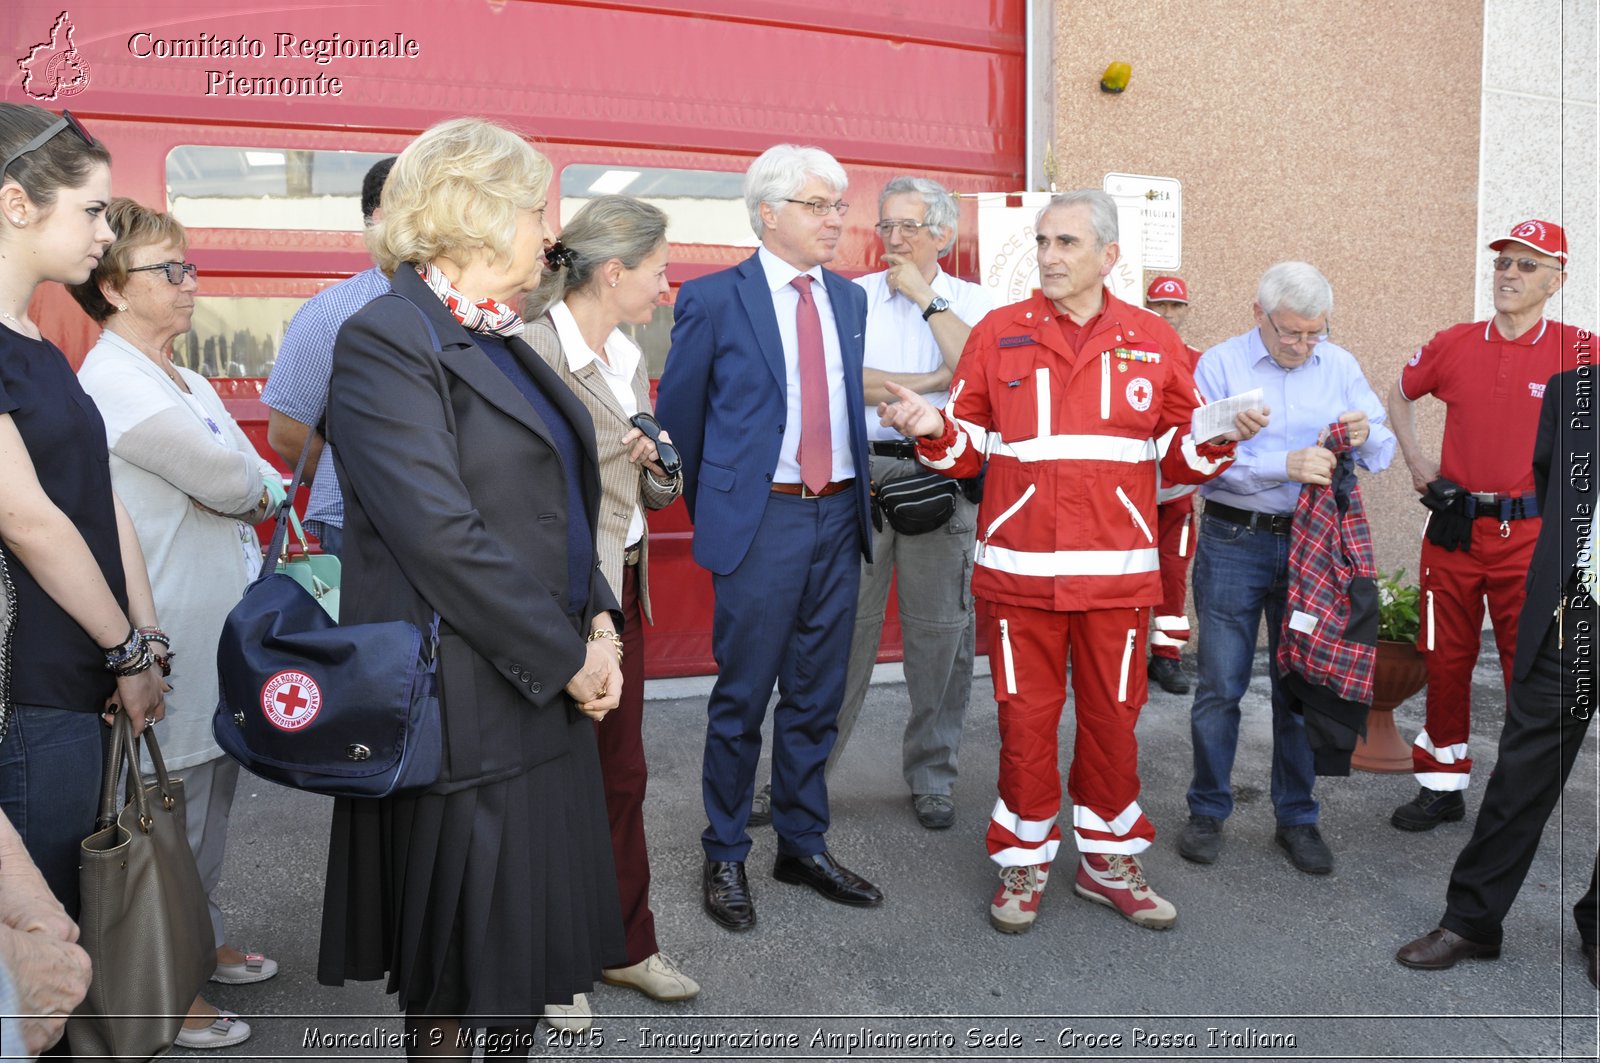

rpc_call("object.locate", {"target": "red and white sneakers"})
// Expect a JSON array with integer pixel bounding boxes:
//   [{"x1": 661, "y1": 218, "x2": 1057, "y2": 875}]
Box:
[
  {"x1": 1073, "y1": 853, "x2": 1177, "y2": 929},
  {"x1": 989, "y1": 862, "x2": 1050, "y2": 933}
]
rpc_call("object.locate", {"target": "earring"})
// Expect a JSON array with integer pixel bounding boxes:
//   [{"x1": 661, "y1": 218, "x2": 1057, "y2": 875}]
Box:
[
  {"x1": 10, "y1": 217, "x2": 22, "y2": 226},
  {"x1": 610, "y1": 280, "x2": 618, "y2": 287},
  {"x1": 116, "y1": 303, "x2": 128, "y2": 312}
]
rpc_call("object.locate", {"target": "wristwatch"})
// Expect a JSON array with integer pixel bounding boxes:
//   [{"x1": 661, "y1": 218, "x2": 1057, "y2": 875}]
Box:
[{"x1": 921, "y1": 296, "x2": 951, "y2": 321}]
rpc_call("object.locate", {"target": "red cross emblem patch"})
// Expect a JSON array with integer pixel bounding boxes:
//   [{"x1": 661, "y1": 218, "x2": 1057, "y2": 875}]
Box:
[
  {"x1": 1126, "y1": 376, "x2": 1153, "y2": 412},
  {"x1": 261, "y1": 671, "x2": 322, "y2": 731}
]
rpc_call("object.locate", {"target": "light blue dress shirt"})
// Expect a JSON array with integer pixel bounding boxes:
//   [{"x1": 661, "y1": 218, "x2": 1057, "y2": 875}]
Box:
[
  {"x1": 1195, "y1": 327, "x2": 1395, "y2": 515},
  {"x1": 260, "y1": 266, "x2": 392, "y2": 530}
]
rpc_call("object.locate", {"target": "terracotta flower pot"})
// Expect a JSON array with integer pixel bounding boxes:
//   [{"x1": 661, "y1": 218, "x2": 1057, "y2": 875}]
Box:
[{"x1": 1353, "y1": 639, "x2": 1427, "y2": 773}]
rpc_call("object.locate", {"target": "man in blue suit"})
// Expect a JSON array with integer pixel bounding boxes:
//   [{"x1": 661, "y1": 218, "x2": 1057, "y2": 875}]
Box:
[{"x1": 657, "y1": 144, "x2": 881, "y2": 930}]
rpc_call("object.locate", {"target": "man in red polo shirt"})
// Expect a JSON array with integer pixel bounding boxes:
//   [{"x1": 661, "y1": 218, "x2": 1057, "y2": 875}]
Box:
[
  {"x1": 1145, "y1": 275, "x2": 1204, "y2": 695},
  {"x1": 1387, "y1": 218, "x2": 1577, "y2": 830}
]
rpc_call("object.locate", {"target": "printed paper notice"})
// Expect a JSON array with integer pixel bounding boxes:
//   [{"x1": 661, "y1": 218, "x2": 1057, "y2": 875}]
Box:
[{"x1": 1192, "y1": 388, "x2": 1264, "y2": 442}]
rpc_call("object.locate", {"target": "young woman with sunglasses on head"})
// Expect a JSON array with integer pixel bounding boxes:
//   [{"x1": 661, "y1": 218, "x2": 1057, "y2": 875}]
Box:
[
  {"x1": 0, "y1": 103, "x2": 168, "y2": 1051},
  {"x1": 525, "y1": 195, "x2": 695, "y2": 1021}
]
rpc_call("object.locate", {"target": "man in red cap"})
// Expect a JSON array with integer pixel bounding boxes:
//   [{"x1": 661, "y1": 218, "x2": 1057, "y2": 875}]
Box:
[
  {"x1": 1145, "y1": 275, "x2": 1203, "y2": 694},
  {"x1": 1387, "y1": 218, "x2": 1581, "y2": 830}
]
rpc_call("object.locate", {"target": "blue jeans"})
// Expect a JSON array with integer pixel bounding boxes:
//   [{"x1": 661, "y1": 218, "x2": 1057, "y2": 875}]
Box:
[
  {"x1": 1187, "y1": 512, "x2": 1318, "y2": 826},
  {"x1": 0, "y1": 705, "x2": 104, "y2": 917}
]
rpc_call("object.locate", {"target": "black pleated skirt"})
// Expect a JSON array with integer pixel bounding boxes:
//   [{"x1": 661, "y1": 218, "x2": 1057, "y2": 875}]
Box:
[{"x1": 318, "y1": 708, "x2": 625, "y2": 1018}]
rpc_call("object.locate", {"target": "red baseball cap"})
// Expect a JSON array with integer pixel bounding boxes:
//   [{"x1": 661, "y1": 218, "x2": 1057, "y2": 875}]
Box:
[
  {"x1": 1489, "y1": 219, "x2": 1567, "y2": 263},
  {"x1": 1146, "y1": 276, "x2": 1189, "y2": 304}
]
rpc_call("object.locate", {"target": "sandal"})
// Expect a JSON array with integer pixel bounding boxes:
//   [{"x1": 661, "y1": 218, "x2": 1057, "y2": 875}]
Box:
[
  {"x1": 210, "y1": 951, "x2": 278, "y2": 985},
  {"x1": 174, "y1": 1009, "x2": 251, "y2": 1049}
]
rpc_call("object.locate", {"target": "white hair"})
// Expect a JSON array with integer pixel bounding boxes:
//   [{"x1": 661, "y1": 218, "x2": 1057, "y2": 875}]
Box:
[
  {"x1": 1035, "y1": 188, "x2": 1119, "y2": 248},
  {"x1": 880, "y1": 176, "x2": 959, "y2": 255},
  {"x1": 743, "y1": 144, "x2": 848, "y2": 236},
  {"x1": 1256, "y1": 261, "x2": 1333, "y2": 319}
]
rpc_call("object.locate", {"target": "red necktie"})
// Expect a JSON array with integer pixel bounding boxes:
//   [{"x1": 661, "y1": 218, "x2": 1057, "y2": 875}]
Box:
[{"x1": 791, "y1": 275, "x2": 832, "y2": 494}]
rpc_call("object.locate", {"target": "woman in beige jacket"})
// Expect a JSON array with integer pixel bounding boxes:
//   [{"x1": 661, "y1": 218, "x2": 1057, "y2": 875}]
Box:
[{"x1": 526, "y1": 195, "x2": 696, "y2": 1019}]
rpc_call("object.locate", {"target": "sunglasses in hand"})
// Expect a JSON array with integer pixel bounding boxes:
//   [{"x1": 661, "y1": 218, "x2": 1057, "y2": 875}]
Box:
[{"x1": 629, "y1": 412, "x2": 682, "y2": 477}]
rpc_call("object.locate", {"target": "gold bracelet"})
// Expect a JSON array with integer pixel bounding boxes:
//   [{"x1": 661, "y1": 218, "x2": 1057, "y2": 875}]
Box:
[{"x1": 586, "y1": 628, "x2": 624, "y2": 662}]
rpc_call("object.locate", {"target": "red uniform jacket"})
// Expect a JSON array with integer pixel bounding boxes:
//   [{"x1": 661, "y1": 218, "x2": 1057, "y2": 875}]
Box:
[{"x1": 916, "y1": 288, "x2": 1234, "y2": 613}]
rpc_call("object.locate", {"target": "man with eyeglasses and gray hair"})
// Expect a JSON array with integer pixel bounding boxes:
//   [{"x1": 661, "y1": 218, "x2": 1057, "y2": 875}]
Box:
[
  {"x1": 1180, "y1": 260, "x2": 1393, "y2": 877},
  {"x1": 829, "y1": 176, "x2": 990, "y2": 831},
  {"x1": 657, "y1": 143, "x2": 880, "y2": 934},
  {"x1": 1385, "y1": 220, "x2": 1579, "y2": 833}
]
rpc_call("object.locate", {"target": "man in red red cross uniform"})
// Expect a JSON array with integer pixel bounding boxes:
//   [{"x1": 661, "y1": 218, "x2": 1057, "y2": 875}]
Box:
[
  {"x1": 1144, "y1": 275, "x2": 1204, "y2": 695},
  {"x1": 1388, "y1": 218, "x2": 1580, "y2": 830},
  {"x1": 878, "y1": 190, "x2": 1264, "y2": 935}
]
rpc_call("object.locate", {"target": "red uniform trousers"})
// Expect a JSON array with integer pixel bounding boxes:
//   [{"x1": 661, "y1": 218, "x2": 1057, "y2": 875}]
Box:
[
  {"x1": 1151, "y1": 495, "x2": 1195, "y2": 660},
  {"x1": 984, "y1": 602, "x2": 1155, "y2": 866},
  {"x1": 594, "y1": 562, "x2": 658, "y2": 965},
  {"x1": 1413, "y1": 517, "x2": 1539, "y2": 790}
]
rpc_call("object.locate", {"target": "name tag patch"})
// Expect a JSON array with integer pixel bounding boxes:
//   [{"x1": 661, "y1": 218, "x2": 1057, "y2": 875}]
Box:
[{"x1": 998, "y1": 335, "x2": 1037, "y2": 348}]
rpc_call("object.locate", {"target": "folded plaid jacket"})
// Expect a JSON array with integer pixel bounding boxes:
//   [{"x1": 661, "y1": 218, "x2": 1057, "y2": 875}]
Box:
[{"x1": 1277, "y1": 421, "x2": 1379, "y2": 774}]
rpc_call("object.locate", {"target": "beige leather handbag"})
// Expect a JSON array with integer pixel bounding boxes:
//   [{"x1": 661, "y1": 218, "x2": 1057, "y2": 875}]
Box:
[{"x1": 70, "y1": 713, "x2": 214, "y2": 1061}]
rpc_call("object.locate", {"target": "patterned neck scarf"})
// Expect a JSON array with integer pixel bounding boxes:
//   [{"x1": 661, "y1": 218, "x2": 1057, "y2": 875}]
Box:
[{"x1": 414, "y1": 261, "x2": 526, "y2": 339}]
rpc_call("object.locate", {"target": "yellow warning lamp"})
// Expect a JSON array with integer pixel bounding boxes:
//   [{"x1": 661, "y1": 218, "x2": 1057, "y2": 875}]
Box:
[{"x1": 1100, "y1": 62, "x2": 1131, "y2": 93}]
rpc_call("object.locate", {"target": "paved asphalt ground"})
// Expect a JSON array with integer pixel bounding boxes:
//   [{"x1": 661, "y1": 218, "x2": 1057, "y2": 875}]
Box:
[{"x1": 180, "y1": 646, "x2": 1598, "y2": 1062}]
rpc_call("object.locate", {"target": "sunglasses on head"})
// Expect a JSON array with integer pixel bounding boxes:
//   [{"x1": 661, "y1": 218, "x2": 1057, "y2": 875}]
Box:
[
  {"x1": 1493, "y1": 255, "x2": 1563, "y2": 275},
  {"x1": 0, "y1": 110, "x2": 96, "y2": 183},
  {"x1": 628, "y1": 412, "x2": 682, "y2": 477}
]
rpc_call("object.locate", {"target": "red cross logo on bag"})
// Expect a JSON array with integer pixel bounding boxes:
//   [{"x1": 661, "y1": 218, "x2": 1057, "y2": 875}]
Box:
[{"x1": 261, "y1": 671, "x2": 322, "y2": 731}]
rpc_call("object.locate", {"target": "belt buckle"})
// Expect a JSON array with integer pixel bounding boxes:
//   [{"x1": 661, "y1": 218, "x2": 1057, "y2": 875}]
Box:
[{"x1": 799, "y1": 483, "x2": 819, "y2": 499}]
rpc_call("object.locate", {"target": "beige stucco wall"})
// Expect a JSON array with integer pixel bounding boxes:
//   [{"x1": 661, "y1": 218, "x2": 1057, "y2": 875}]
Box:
[{"x1": 1049, "y1": 0, "x2": 1484, "y2": 581}]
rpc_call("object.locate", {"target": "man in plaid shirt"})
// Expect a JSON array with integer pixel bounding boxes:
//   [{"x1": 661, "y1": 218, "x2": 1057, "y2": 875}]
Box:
[{"x1": 1182, "y1": 262, "x2": 1394, "y2": 875}]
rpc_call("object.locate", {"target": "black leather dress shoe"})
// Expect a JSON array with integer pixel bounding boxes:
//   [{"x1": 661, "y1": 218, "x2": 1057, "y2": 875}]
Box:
[
  {"x1": 1395, "y1": 927, "x2": 1500, "y2": 969},
  {"x1": 703, "y1": 859, "x2": 756, "y2": 931},
  {"x1": 1584, "y1": 942, "x2": 1598, "y2": 989},
  {"x1": 773, "y1": 851, "x2": 883, "y2": 907}
]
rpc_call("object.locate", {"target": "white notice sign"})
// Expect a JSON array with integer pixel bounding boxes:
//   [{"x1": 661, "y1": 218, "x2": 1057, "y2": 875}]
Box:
[{"x1": 1103, "y1": 172, "x2": 1182, "y2": 271}]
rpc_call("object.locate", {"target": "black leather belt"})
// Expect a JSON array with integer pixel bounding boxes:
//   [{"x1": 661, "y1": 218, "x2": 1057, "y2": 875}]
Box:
[
  {"x1": 1464, "y1": 492, "x2": 1539, "y2": 521},
  {"x1": 870, "y1": 439, "x2": 920, "y2": 459},
  {"x1": 772, "y1": 478, "x2": 855, "y2": 498},
  {"x1": 1206, "y1": 500, "x2": 1293, "y2": 536}
]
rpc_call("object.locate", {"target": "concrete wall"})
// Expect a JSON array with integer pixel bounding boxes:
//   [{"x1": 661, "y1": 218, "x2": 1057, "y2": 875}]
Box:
[
  {"x1": 1049, "y1": 0, "x2": 1485, "y2": 580},
  {"x1": 1476, "y1": 0, "x2": 1596, "y2": 328}
]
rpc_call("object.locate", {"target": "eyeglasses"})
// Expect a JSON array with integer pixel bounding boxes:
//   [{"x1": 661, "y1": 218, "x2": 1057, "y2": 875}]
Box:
[
  {"x1": 874, "y1": 220, "x2": 928, "y2": 236},
  {"x1": 1493, "y1": 255, "x2": 1563, "y2": 275},
  {"x1": 0, "y1": 110, "x2": 96, "y2": 182},
  {"x1": 628, "y1": 412, "x2": 682, "y2": 477},
  {"x1": 127, "y1": 261, "x2": 199, "y2": 285},
  {"x1": 783, "y1": 198, "x2": 849, "y2": 217},
  {"x1": 1264, "y1": 314, "x2": 1329, "y2": 347}
]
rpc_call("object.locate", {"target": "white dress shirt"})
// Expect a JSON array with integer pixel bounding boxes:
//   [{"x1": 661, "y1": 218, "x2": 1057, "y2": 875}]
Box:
[
  {"x1": 550, "y1": 300, "x2": 646, "y2": 547},
  {"x1": 854, "y1": 267, "x2": 992, "y2": 441},
  {"x1": 758, "y1": 244, "x2": 856, "y2": 483}
]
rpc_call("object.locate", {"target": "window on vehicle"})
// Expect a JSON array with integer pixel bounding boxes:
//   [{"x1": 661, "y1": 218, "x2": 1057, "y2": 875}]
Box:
[
  {"x1": 167, "y1": 146, "x2": 393, "y2": 230},
  {"x1": 559, "y1": 165, "x2": 754, "y2": 247},
  {"x1": 174, "y1": 297, "x2": 307, "y2": 378}
]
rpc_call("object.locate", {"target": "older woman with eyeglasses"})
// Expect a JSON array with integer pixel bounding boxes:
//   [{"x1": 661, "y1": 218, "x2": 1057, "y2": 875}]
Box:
[
  {"x1": 525, "y1": 195, "x2": 695, "y2": 1017},
  {"x1": 73, "y1": 197, "x2": 283, "y2": 1051}
]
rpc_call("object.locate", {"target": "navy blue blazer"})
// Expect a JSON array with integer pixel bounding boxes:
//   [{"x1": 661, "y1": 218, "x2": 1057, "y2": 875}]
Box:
[
  {"x1": 656, "y1": 251, "x2": 873, "y2": 575},
  {"x1": 1515, "y1": 367, "x2": 1599, "y2": 682}
]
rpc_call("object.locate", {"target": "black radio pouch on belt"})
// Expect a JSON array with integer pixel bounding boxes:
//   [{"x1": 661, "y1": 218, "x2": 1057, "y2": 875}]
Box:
[{"x1": 1421, "y1": 478, "x2": 1472, "y2": 552}]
